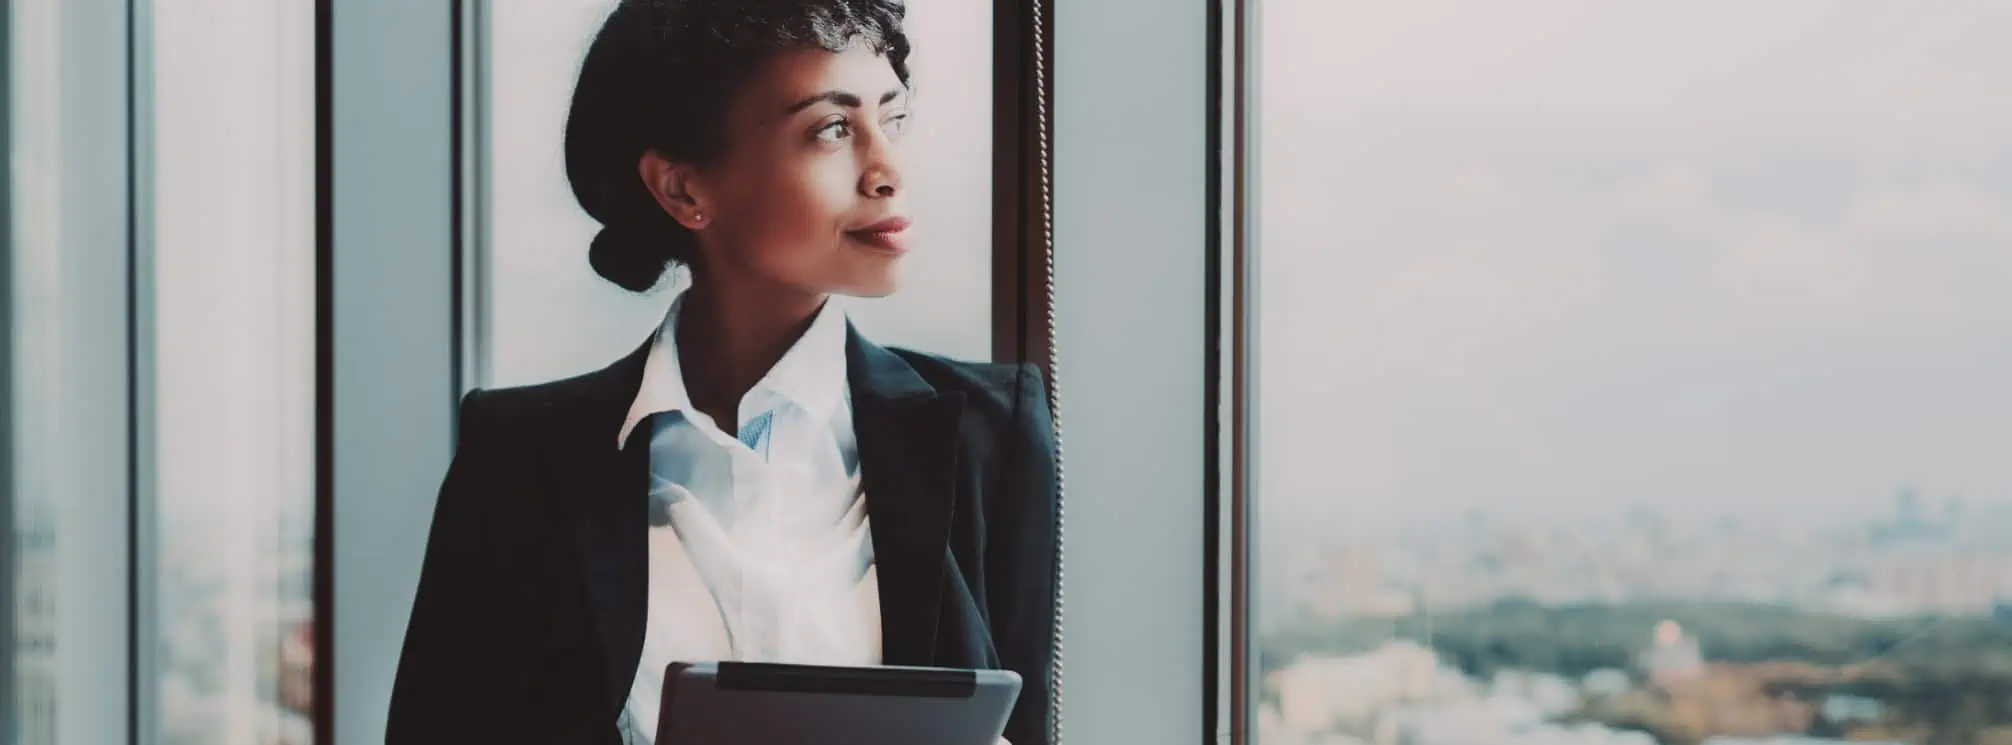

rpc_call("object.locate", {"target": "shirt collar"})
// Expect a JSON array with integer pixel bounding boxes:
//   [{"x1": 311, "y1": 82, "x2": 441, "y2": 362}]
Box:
[{"x1": 616, "y1": 291, "x2": 850, "y2": 447}]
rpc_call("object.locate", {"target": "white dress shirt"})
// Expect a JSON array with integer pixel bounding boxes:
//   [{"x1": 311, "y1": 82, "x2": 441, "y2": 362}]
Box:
[{"x1": 616, "y1": 292, "x2": 882, "y2": 744}]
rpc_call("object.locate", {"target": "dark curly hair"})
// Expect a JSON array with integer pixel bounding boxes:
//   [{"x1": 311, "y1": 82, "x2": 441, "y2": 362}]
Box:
[{"x1": 564, "y1": 0, "x2": 912, "y2": 292}]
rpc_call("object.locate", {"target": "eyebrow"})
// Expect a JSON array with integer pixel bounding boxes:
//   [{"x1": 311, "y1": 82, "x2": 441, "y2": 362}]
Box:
[{"x1": 783, "y1": 87, "x2": 906, "y2": 115}]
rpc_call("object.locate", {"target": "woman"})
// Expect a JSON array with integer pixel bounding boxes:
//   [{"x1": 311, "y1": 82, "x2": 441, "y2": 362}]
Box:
[{"x1": 384, "y1": 1, "x2": 1059, "y2": 743}]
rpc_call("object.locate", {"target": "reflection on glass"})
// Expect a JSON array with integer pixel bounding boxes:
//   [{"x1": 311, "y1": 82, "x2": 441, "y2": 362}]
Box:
[
  {"x1": 10, "y1": 504, "x2": 56, "y2": 745},
  {"x1": 9, "y1": 0, "x2": 102, "y2": 741},
  {"x1": 485, "y1": 0, "x2": 995, "y2": 388},
  {"x1": 151, "y1": 1, "x2": 316, "y2": 743},
  {"x1": 1254, "y1": 4, "x2": 2012, "y2": 745}
]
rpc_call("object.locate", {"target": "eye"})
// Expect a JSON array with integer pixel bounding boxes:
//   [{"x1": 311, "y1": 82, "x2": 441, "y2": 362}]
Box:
[
  {"x1": 883, "y1": 112, "x2": 910, "y2": 137},
  {"x1": 814, "y1": 119, "x2": 852, "y2": 144}
]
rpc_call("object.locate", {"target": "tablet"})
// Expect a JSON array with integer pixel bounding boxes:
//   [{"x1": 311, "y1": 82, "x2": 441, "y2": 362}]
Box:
[{"x1": 656, "y1": 661, "x2": 1021, "y2": 745}]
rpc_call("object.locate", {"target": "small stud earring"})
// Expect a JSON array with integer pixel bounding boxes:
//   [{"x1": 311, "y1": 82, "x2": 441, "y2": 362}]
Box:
[{"x1": 692, "y1": 212, "x2": 705, "y2": 223}]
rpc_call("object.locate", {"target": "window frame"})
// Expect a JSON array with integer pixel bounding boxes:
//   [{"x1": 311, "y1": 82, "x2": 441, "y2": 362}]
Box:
[
  {"x1": 1047, "y1": 0, "x2": 1217, "y2": 741},
  {"x1": 1211, "y1": 5, "x2": 2012, "y2": 744},
  {"x1": 2, "y1": 0, "x2": 16, "y2": 736},
  {"x1": 1219, "y1": 0, "x2": 1258, "y2": 741},
  {"x1": 1, "y1": 0, "x2": 15, "y2": 731},
  {"x1": 990, "y1": 0, "x2": 1057, "y2": 373}
]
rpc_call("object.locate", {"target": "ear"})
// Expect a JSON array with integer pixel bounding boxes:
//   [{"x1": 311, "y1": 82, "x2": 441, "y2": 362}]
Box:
[{"x1": 638, "y1": 151, "x2": 710, "y2": 231}]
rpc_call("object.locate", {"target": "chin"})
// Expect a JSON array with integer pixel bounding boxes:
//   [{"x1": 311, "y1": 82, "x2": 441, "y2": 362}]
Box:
[
  {"x1": 840, "y1": 265, "x2": 902, "y2": 298},
  {"x1": 850, "y1": 277, "x2": 900, "y2": 298}
]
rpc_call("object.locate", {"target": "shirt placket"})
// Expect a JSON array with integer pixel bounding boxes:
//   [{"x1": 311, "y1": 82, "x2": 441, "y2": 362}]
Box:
[
  {"x1": 773, "y1": 420, "x2": 815, "y2": 660},
  {"x1": 738, "y1": 408, "x2": 784, "y2": 662}
]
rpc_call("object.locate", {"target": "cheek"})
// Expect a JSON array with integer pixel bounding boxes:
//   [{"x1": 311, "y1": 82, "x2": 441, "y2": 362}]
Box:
[{"x1": 729, "y1": 158, "x2": 856, "y2": 268}]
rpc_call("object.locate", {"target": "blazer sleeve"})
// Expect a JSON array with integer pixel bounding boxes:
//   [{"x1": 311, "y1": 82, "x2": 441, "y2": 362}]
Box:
[
  {"x1": 990, "y1": 363, "x2": 1061, "y2": 745},
  {"x1": 386, "y1": 389, "x2": 535, "y2": 744}
]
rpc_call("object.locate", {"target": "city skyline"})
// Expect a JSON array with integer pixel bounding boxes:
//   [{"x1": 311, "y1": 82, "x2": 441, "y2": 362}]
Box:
[{"x1": 1267, "y1": 490, "x2": 2012, "y2": 627}]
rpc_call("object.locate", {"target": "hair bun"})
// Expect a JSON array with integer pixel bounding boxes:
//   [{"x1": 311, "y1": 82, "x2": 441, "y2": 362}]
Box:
[{"x1": 589, "y1": 224, "x2": 673, "y2": 292}]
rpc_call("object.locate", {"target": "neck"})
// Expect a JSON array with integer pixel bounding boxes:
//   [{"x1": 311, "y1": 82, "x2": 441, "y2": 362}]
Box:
[{"x1": 674, "y1": 274, "x2": 827, "y2": 425}]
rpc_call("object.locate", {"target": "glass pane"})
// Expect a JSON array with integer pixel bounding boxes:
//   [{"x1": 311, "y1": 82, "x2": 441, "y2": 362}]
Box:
[
  {"x1": 150, "y1": 0, "x2": 317, "y2": 743},
  {"x1": 1254, "y1": 4, "x2": 2012, "y2": 745},
  {"x1": 485, "y1": 0, "x2": 996, "y2": 388},
  {"x1": 8, "y1": 0, "x2": 134, "y2": 741},
  {"x1": 8, "y1": 4, "x2": 62, "y2": 740}
]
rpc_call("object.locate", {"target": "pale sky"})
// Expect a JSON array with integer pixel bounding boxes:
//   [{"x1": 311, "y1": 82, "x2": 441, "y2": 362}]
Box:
[{"x1": 1255, "y1": 1, "x2": 2012, "y2": 541}]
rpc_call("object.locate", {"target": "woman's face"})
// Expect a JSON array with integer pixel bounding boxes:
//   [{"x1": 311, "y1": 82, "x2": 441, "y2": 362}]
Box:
[{"x1": 656, "y1": 43, "x2": 913, "y2": 299}]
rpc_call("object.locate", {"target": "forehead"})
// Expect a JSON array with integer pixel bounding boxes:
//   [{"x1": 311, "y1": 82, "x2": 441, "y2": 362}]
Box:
[{"x1": 737, "y1": 43, "x2": 905, "y2": 120}]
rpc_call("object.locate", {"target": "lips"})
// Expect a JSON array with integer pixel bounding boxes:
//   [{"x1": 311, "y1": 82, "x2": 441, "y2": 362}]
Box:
[{"x1": 846, "y1": 216, "x2": 912, "y2": 254}]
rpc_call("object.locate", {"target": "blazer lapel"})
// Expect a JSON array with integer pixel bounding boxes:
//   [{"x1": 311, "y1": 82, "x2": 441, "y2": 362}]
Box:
[
  {"x1": 848, "y1": 326, "x2": 967, "y2": 666},
  {"x1": 553, "y1": 337, "x2": 655, "y2": 715}
]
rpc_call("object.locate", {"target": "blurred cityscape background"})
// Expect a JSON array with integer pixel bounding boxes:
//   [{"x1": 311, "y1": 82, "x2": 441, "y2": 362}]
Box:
[
  {"x1": 1252, "y1": 3, "x2": 2012, "y2": 744},
  {"x1": 1259, "y1": 493, "x2": 2012, "y2": 744},
  {"x1": 11, "y1": 498, "x2": 315, "y2": 745}
]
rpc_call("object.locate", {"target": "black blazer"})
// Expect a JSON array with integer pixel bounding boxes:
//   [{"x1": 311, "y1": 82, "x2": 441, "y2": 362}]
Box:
[{"x1": 386, "y1": 326, "x2": 1059, "y2": 745}]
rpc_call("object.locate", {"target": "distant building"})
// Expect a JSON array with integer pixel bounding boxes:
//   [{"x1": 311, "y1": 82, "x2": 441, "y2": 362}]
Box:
[
  {"x1": 1268, "y1": 641, "x2": 1445, "y2": 736},
  {"x1": 1394, "y1": 702, "x2": 1656, "y2": 745},
  {"x1": 1820, "y1": 582, "x2": 1913, "y2": 619},
  {"x1": 1306, "y1": 549, "x2": 1414, "y2": 619},
  {"x1": 279, "y1": 620, "x2": 314, "y2": 716},
  {"x1": 1868, "y1": 555, "x2": 2012, "y2": 616},
  {"x1": 1488, "y1": 669, "x2": 1580, "y2": 718},
  {"x1": 1581, "y1": 668, "x2": 1633, "y2": 699},
  {"x1": 15, "y1": 501, "x2": 58, "y2": 745},
  {"x1": 1639, "y1": 620, "x2": 1704, "y2": 687},
  {"x1": 1819, "y1": 694, "x2": 1883, "y2": 727},
  {"x1": 1270, "y1": 641, "x2": 1654, "y2": 745}
]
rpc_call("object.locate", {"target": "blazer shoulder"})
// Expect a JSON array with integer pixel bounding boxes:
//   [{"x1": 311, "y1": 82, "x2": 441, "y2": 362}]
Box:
[
  {"x1": 885, "y1": 349, "x2": 1053, "y2": 454},
  {"x1": 886, "y1": 348, "x2": 1046, "y2": 410},
  {"x1": 454, "y1": 366, "x2": 610, "y2": 445}
]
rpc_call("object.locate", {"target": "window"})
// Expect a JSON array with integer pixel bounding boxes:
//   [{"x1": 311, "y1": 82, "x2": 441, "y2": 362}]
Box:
[
  {"x1": 149, "y1": 0, "x2": 316, "y2": 743},
  {"x1": 7, "y1": 0, "x2": 135, "y2": 741},
  {"x1": 482, "y1": 0, "x2": 997, "y2": 389},
  {"x1": 1247, "y1": 4, "x2": 2012, "y2": 745}
]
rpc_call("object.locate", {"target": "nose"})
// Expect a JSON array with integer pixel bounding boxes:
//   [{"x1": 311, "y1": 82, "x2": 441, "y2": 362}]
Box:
[
  {"x1": 858, "y1": 132, "x2": 903, "y2": 199},
  {"x1": 860, "y1": 161, "x2": 901, "y2": 198}
]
